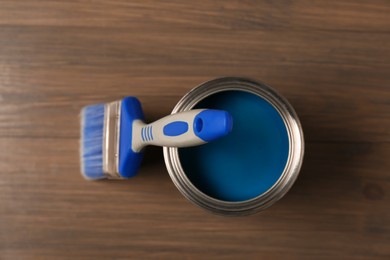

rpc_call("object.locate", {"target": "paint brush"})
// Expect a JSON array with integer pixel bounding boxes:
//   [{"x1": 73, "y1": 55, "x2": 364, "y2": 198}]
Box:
[{"x1": 80, "y1": 96, "x2": 232, "y2": 180}]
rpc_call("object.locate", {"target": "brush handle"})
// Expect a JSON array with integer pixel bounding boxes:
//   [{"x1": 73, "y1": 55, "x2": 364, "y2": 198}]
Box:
[{"x1": 131, "y1": 109, "x2": 232, "y2": 152}]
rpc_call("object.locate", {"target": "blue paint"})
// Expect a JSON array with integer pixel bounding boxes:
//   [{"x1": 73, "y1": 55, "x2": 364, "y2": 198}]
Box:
[
  {"x1": 163, "y1": 121, "x2": 189, "y2": 136},
  {"x1": 179, "y1": 91, "x2": 289, "y2": 202}
]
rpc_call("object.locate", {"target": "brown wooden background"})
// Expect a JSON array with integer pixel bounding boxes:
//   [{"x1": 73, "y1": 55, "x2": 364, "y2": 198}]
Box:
[{"x1": 0, "y1": 1, "x2": 389, "y2": 259}]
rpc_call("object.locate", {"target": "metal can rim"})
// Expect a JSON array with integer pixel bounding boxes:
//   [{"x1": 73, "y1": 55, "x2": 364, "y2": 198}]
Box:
[{"x1": 163, "y1": 77, "x2": 305, "y2": 216}]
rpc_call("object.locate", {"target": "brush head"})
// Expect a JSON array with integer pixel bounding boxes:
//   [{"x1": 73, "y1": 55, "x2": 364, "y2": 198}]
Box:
[
  {"x1": 80, "y1": 97, "x2": 145, "y2": 180},
  {"x1": 80, "y1": 103, "x2": 106, "y2": 180}
]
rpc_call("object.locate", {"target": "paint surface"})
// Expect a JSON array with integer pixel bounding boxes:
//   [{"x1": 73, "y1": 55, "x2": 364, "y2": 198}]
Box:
[{"x1": 179, "y1": 91, "x2": 289, "y2": 202}]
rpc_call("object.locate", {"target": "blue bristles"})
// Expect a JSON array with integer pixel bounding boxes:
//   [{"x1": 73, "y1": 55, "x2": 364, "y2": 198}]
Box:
[{"x1": 80, "y1": 104, "x2": 106, "y2": 180}]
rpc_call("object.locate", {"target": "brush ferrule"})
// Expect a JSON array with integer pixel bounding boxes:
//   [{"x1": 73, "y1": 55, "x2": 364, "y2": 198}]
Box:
[{"x1": 103, "y1": 101, "x2": 122, "y2": 178}]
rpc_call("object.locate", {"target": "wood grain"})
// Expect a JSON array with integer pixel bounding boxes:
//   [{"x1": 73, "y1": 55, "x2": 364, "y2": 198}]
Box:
[{"x1": 0, "y1": 0, "x2": 389, "y2": 259}]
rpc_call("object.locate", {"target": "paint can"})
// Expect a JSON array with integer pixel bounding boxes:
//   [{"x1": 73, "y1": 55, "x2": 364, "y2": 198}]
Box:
[{"x1": 163, "y1": 77, "x2": 304, "y2": 215}]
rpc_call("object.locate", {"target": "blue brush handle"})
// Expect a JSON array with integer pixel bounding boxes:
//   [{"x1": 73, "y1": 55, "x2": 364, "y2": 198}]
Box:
[
  {"x1": 118, "y1": 97, "x2": 233, "y2": 179},
  {"x1": 131, "y1": 109, "x2": 233, "y2": 152}
]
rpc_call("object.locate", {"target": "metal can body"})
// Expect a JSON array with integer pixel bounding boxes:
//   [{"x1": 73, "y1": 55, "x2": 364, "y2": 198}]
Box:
[{"x1": 163, "y1": 77, "x2": 304, "y2": 216}]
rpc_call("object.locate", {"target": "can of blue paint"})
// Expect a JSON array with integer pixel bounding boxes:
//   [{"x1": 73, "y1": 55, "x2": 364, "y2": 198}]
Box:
[{"x1": 164, "y1": 77, "x2": 304, "y2": 216}]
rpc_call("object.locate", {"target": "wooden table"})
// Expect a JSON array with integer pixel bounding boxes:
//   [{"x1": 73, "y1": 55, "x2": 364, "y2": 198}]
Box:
[{"x1": 0, "y1": 1, "x2": 389, "y2": 259}]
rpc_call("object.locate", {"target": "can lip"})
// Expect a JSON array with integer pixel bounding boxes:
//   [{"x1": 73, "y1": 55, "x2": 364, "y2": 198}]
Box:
[{"x1": 163, "y1": 77, "x2": 305, "y2": 216}]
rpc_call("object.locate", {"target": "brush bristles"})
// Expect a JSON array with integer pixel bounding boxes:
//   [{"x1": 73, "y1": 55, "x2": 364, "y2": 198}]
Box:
[{"x1": 80, "y1": 104, "x2": 106, "y2": 180}]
